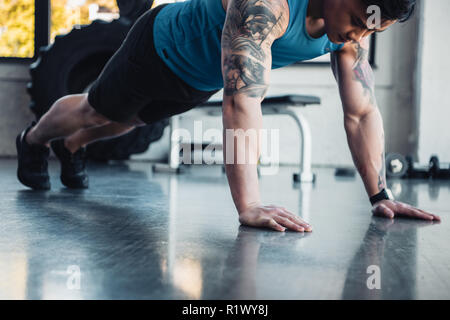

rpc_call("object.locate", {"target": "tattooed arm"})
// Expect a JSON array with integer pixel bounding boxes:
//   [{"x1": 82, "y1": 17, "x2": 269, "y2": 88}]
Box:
[
  {"x1": 221, "y1": 0, "x2": 312, "y2": 232},
  {"x1": 331, "y1": 38, "x2": 440, "y2": 221},
  {"x1": 331, "y1": 38, "x2": 384, "y2": 197}
]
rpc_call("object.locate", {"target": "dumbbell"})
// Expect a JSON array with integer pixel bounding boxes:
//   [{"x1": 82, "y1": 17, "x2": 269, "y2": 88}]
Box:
[
  {"x1": 429, "y1": 155, "x2": 440, "y2": 178},
  {"x1": 386, "y1": 153, "x2": 409, "y2": 178}
]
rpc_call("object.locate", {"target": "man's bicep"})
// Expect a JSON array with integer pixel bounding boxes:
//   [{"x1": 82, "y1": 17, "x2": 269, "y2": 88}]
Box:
[
  {"x1": 221, "y1": 0, "x2": 287, "y2": 100},
  {"x1": 221, "y1": 37, "x2": 272, "y2": 99}
]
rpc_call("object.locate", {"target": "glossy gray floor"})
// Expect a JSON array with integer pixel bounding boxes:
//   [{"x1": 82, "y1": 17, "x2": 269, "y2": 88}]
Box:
[{"x1": 0, "y1": 159, "x2": 449, "y2": 300}]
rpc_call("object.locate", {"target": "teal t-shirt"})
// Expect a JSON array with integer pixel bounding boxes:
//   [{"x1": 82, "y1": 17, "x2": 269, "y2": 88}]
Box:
[{"x1": 153, "y1": 0, "x2": 343, "y2": 91}]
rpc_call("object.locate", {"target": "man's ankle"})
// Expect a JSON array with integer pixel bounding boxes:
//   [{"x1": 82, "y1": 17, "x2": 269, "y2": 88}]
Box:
[
  {"x1": 25, "y1": 128, "x2": 37, "y2": 146},
  {"x1": 63, "y1": 138, "x2": 81, "y2": 154},
  {"x1": 25, "y1": 128, "x2": 49, "y2": 148}
]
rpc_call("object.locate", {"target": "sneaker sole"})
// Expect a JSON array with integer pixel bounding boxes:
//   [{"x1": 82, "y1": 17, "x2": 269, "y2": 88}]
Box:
[
  {"x1": 16, "y1": 132, "x2": 51, "y2": 190},
  {"x1": 60, "y1": 174, "x2": 89, "y2": 189},
  {"x1": 51, "y1": 140, "x2": 89, "y2": 189}
]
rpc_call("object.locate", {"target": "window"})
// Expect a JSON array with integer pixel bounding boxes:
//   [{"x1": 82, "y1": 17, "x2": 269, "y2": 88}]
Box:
[
  {"x1": 0, "y1": 0, "x2": 122, "y2": 59},
  {"x1": 0, "y1": 0, "x2": 35, "y2": 58},
  {"x1": 50, "y1": 0, "x2": 119, "y2": 43}
]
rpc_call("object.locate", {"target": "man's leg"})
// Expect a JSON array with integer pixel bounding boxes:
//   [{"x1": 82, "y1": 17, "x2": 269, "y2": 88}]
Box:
[
  {"x1": 26, "y1": 93, "x2": 111, "y2": 147},
  {"x1": 48, "y1": 119, "x2": 142, "y2": 189},
  {"x1": 63, "y1": 118, "x2": 144, "y2": 154},
  {"x1": 17, "y1": 93, "x2": 112, "y2": 190}
]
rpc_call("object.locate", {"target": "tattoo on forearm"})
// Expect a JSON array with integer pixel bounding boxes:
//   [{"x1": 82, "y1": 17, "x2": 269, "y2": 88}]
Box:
[
  {"x1": 222, "y1": 0, "x2": 286, "y2": 98},
  {"x1": 352, "y1": 42, "x2": 376, "y2": 106},
  {"x1": 378, "y1": 152, "x2": 386, "y2": 191}
]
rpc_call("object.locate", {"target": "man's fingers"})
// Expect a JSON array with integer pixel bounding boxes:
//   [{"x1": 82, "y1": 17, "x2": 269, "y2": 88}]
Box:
[
  {"x1": 373, "y1": 203, "x2": 395, "y2": 219},
  {"x1": 266, "y1": 218, "x2": 286, "y2": 232},
  {"x1": 417, "y1": 208, "x2": 441, "y2": 221},
  {"x1": 395, "y1": 203, "x2": 434, "y2": 220},
  {"x1": 265, "y1": 205, "x2": 312, "y2": 231},
  {"x1": 278, "y1": 210, "x2": 312, "y2": 232},
  {"x1": 396, "y1": 202, "x2": 440, "y2": 221},
  {"x1": 273, "y1": 215, "x2": 305, "y2": 232}
]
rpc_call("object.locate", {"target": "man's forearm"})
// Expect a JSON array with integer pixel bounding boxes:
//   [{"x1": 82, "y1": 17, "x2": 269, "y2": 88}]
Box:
[
  {"x1": 329, "y1": 40, "x2": 439, "y2": 221},
  {"x1": 332, "y1": 40, "x2": 387, "y2": 199},
  {"x1": 222, "y1": 98, "x2": 262, "y2": 213},
  {"x1": 345, "y1": 106, "x2": 386, "y2": 198}
]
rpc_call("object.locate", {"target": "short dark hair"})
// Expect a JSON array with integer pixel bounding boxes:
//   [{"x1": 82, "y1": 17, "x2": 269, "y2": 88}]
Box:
[{"x1": 361, "y1": 0, "x2": 417, "y2": 22}]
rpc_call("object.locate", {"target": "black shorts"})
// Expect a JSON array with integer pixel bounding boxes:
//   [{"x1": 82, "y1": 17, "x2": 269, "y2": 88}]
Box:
[{"x1": 88, "y1": 3, "x2": 220, "y2": 125}]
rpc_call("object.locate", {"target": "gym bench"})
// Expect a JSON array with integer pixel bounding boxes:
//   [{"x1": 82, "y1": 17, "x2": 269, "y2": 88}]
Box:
[{"x1": 152, "y1": 94, "x2": 320, "y2": 183}]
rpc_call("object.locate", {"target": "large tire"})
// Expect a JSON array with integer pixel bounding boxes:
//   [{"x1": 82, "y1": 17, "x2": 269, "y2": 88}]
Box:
[
  {"x1": 117, "y1": 0, "x2": 153, "y2": 22},
  {"x1": 27, "y1": 12, "x2": 168, "y2": 161}
]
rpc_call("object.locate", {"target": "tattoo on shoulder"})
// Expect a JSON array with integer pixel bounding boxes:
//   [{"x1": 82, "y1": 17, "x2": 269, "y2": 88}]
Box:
[
  {"x1": 222, "y1": 0, "x2": 287, "y2": 98},
  {"x1": 352, "y1": 42, "x2": 376, "y2": 106}
]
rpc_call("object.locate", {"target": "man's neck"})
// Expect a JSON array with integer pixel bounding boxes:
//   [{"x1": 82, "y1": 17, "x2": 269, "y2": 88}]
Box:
[
  {"x1": 306, "y1": 0, "x2": 326, "y2": 39},
  {"x1": 307, "y1": 0, "x2": 324, "y2": 18}
]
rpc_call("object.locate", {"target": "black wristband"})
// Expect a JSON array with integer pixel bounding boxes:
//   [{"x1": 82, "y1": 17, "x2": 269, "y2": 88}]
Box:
[{"x1": 370, "y1": 189, "x2": 391, "y2": 206}]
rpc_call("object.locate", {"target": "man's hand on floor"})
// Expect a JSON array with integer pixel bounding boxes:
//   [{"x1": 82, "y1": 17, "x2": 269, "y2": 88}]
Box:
[
  {"x1": 372, "y1": 200, "x2": 441, "y2": 221},
  {"x1": 238, "y1": 204, "x2": 313, "y2": 232}
]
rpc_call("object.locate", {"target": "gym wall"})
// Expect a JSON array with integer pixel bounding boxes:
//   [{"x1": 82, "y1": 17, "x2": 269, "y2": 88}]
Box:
[
  {"x1": 416, "y1": 0, "x2": 450, "y2": 163},
  {"x1": 0, "y1": 63, "x2": 35, "y2": 156}
]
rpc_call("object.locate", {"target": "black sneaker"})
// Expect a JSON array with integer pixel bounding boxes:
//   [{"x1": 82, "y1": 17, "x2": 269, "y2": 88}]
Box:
[
  {"x1": 51, "y1": 139, "x2": 89, "y2": 189},
  {"x1": 16, "y1": 121, "x2": 51, "y2": 190}
]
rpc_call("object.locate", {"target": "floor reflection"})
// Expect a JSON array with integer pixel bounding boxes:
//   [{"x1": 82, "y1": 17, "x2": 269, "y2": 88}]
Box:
[
  {"x1": 0, "y1": 161, "x2": 448, "y2": 300},
  {"x1": 210, "y1": 226, "x2": 311, "y2": 299},
  {"x1": 342, "y1": 217, "x2": 436, "y2": 299},
  {"x1": 8, "y1": 164, "x2": 177, "y2": 299}
]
